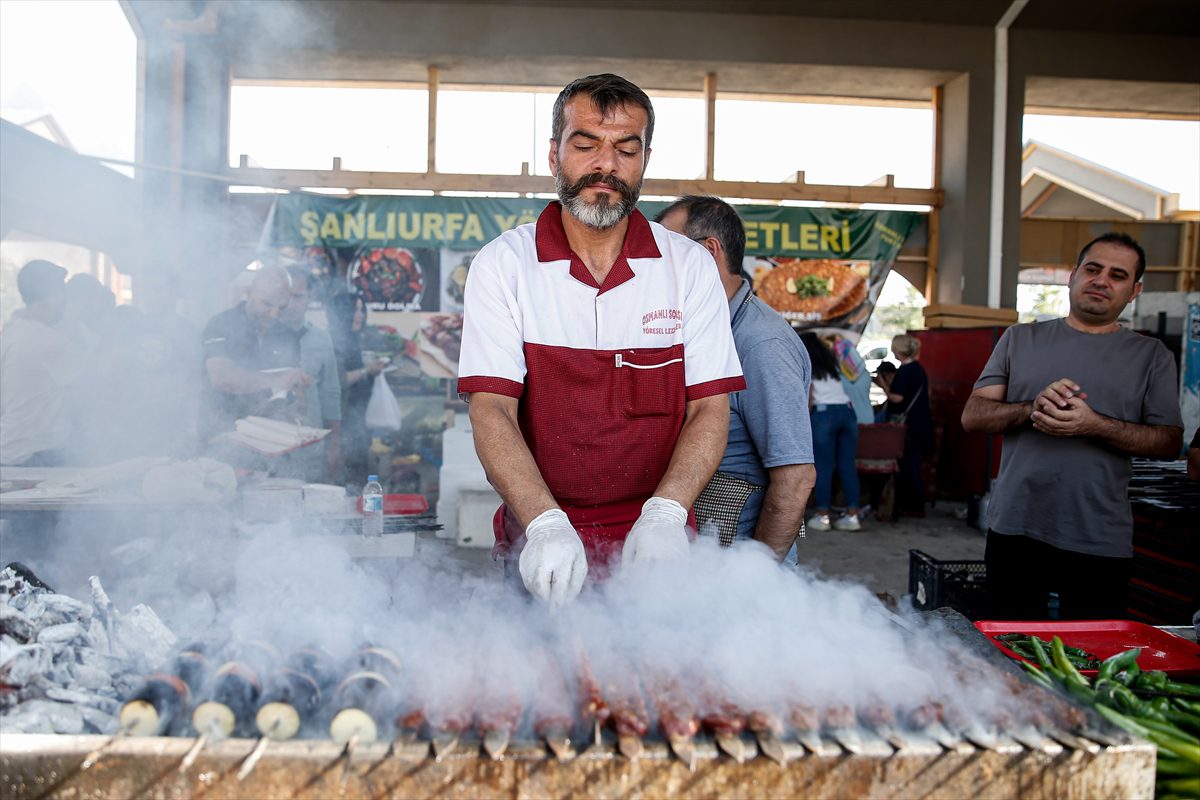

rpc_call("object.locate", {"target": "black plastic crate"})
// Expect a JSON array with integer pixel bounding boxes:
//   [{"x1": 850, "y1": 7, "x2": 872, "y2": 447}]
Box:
[{"x1": 908, "y1": 549, "x2": 988, "y2": 619}]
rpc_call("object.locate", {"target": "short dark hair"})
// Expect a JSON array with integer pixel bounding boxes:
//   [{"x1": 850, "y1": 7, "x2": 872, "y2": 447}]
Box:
[
  {"x1": 552, "y1": 74, "x2": 655, "y2": 149},
  {"x1": 17, "y1": 259, "x2": 67, "y2": 305},
  {"x1": 654, "y1": 195, "x2": 746, "y2": 277},
  {"x1": 1077, "y1": 232, "x2": 1146, "y2": 282}
]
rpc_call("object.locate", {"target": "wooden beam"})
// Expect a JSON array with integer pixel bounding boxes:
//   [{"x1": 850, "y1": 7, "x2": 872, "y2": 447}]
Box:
[
  {"x1": 427, "y1": 65, "x2": 439, "y2": 175},
  {"x1": 1022, "y1": 182, "x2": 1059, "y2": 217},
  {"x1": 924, "y1": 85, "x2": 943, "y2": 302},
  {"x1": 222, "y1": 165, "x2": 943, "y2": 205},
  {"x1": 703, "y1": 72, "x2": 717, "y2": 181}
]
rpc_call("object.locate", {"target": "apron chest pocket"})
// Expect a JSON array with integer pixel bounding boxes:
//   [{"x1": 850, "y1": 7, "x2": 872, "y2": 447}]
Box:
[{"x1": 615, "y1": 351, "x2": 684, "y2": 419}]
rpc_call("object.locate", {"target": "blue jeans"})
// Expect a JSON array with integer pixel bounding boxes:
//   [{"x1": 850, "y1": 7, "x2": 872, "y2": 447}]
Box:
[
  {"x1": 725, "y1": 489, "x2": 800, "y2": 567},
  {"x1": 810, "y1": 404, "x2": 860, "y2": 510}
]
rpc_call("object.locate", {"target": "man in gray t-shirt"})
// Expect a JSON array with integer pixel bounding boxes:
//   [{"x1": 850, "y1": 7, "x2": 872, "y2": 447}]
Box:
[{"x1": 962, "y1": 232, "x2": 1182, "y2": 620}]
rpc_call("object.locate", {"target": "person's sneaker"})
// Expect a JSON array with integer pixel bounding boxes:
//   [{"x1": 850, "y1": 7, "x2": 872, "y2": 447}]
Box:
[
  {"x1": 808, "y1": 513, "x2": 831, "y2": 531},
  {"x1": 834, "y1": 513, "x2": 862, "y2": 531}
]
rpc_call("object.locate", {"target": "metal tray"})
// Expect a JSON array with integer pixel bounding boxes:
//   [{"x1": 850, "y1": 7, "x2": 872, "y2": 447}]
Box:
[{"x1": 975, "y1": 619, "x2": 1200, "y2": 678}]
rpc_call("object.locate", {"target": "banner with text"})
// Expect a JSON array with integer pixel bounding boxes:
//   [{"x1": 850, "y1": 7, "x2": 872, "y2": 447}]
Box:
[{"x1": 263, "y1": 194, "x2": 920, "y2": 376}]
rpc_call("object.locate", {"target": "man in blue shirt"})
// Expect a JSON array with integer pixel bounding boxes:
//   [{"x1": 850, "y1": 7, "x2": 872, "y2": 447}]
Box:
[{"x1": 657, "y1": 197, "x2": 815, "y2": 564}]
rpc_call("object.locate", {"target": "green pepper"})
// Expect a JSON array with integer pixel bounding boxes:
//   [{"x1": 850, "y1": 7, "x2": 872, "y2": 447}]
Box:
[
  {"x1": 1028, "y1": 636, "x2": 1053, "y2": 670},
  {"x1": 1116, "y1": 662, "x2": 1142, "y2": 686},
  {"x1": 1134, "y1": 670, "x2": 1170, "y2": 692},
  {"x1": 1098, "y1": 648, "x2": 1141, "y2": 682},
  {"x1": 1051, "y1": 636, "x2": 1090, "y2": 688}
]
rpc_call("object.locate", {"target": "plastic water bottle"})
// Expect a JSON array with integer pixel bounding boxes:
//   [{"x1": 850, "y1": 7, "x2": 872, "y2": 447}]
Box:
[{"x1": 362, "y1": 475, "x2": 384, "y2": 537}]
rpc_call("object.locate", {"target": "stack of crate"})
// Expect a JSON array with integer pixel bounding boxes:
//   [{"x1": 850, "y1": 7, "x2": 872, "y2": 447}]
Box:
[{"x1": 922, "y1": 303, "x2": 1018, "y2": 329}]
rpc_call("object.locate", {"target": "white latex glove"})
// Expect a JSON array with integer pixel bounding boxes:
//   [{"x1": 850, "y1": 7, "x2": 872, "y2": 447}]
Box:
[
  {"x1": 518, "y1": 509, "x2": 588, "y2": 609},
  {"x1": 622, "y1": 497, "x2": 690, "y2": 564}
]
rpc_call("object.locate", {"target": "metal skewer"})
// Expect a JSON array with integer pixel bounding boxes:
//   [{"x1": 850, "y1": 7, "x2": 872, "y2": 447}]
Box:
[
  {"x1": 483, "y1": 728, "x2": 510, "y2": 761},
  {"x1": 753, "y1": 730, "x2": 788, "y2": 766},
  {"x1": 237, "y1": 718, "x2": 282, "y2": 782},
  {"x1": 80, "y1": 722, "x2": 136, "y2": 771}
]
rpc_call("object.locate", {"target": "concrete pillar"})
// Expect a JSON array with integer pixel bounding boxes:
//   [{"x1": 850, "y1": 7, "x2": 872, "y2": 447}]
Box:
[
  {"x1": 137, "y1": 32, "x2": 232, "y2": 322},
  {"x1": 935, "y1": 70, "x2": 996, "y2": 306}
]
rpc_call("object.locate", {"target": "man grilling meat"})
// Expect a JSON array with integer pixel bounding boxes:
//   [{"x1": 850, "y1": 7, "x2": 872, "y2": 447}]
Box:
[{"x1": 457, "y1": 74, "x2": 745, "y2": 607}]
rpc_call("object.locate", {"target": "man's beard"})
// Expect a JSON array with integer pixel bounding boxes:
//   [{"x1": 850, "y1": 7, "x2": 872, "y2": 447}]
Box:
[{"x1": 556, "y1": 171, "x2": 642, "y2": 230}]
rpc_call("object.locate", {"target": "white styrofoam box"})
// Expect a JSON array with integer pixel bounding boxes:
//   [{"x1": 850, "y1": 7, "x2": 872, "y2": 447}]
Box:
[
  {"x1": 440, "y1": 412, "x2": 478, "y2": 464},
  {"x1": 457, "y1": 485, "x2": 502, "y2": 549},
  {"x1": 302, "y1": 484, "x2": 346, "y2": 516},
  {"x1": 437, "y1": 464, "x2": 491, "y2": 540}
]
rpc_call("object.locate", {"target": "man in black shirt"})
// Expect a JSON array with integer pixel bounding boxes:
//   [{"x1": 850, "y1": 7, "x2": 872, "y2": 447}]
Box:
[{"x1": 200, "y1": 266, "x2": 308, "y2": 445}]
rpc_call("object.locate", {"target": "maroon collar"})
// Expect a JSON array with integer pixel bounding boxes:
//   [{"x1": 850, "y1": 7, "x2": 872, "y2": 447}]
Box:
[{"x1": 534, "y1": 201, "x2": 661, "y2": 294}]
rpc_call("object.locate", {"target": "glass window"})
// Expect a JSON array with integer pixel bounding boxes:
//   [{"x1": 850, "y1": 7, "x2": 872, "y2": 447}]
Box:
[{"x1": 228, "y1": 84, "x2": 428, "y2": 172}]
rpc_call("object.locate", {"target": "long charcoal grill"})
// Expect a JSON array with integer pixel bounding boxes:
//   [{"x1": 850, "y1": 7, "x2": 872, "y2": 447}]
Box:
[
  {"x1": 0, "y1": 555, "x2": 1159, "y2": 800},
  {"x1": 0, "y1": 614, "x2": 1157, "y2": 800},
  {"x1": 0, "y1": 722, "x2": 1156, "y2": 799}
]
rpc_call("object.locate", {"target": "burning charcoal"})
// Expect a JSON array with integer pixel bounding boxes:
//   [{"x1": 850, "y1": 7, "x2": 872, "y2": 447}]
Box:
[
  {"x1": 45, "y1": 686, "x2": 119, "y2": 714},
  {"x1": 38, "y1": 621, "x2": 86, "y2": 646},
  {"x1": 41, "y1": 593, "x2": 89, "y2": 622},
  {"x1": 0, "y1": 604, "x2": 36, "y2": 643},
  {"x1": 85, "y1": 617, "x2": 111, "y2": 655},
  {"x1": 5, "y1": 698, "x2": 86, "y2": 734},
  {"x1": 78, "y1": 704, "x2": 118, "y2": 734},
  {"x1": 112, "y1": 605, "x2": 176, "y2": 671},
  {"x1": 2, "y1": 563, "x2": 54, "y2": 592},
  {"x1": 1, "y1": 642, "x2": 52, "y2": 687},
  {"x1": 69, "y1": 661, "x2": 113, "y2": 692}
]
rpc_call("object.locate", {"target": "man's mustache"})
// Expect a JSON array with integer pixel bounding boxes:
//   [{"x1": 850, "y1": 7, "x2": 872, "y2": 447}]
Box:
[{"x1": 562, "y1": 172, "x2": 635, "y2": 198}]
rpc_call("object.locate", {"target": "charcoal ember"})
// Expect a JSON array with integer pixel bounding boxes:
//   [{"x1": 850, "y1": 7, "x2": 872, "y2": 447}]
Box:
[
  {"x1": 0, "y1": 604, "x2": 36, "y2": 643},
  {"x1": 70, "y1": 661, "x2": 115, "y2": 692},
  {"x1": 10, "y1": 595, "x2": 46, "y2": 620},
  {"x1": 38, "y1": 621, "x2": 86, "y2": 646},
  {"x1": 86, "y1": 616, "x2": 112, "y2": 655},
  {"x1": 1, "y1": 642, "x2": 52, "y2": 687},
  {"x1": 76, "y1": 646, "x2": 123, "y2": 676},
  {"x1": 45, "y1": 686, "x2": 119, "y2": 714},
  {"x1": 41, "y1": 593, "x2": 90, "y2": 624},
  {"x1": 111, "y1": 605, "x2": 176, "y2": 671},
  {"x1": 78, "y1": 703, "x2": 118, "y2": 734},
  {"x1": 4, "y1": 698, "x2": 86, "y2": 734}
]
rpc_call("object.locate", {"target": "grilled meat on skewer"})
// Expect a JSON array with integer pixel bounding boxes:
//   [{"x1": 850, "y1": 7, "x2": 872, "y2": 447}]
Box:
[
  {"x1": 747, "y1": 709, "x2": 788, "y2": 765},
  {"x1": 192, "y1": 661, "x2": 261, "y2": 738},
  {"x1": 641, "y1": 666, "x2": 700, "y2": 767},
  {"x1": 329, "y1": 671, "x2": 395, "y2": 745},
  {"x1": 531, "y1": 647, "x2": 576, "y2": 761}
]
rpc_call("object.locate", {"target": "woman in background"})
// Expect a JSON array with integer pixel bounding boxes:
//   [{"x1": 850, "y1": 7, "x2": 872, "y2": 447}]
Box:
[
  {"x1": 800, "y1": 333, "x2": 862, "y2": 532},
  {"x1": 886, "y1": 334, "x2": 933, "y2": 517},
  {"x1": 325, "y1": 293, "x2": 387, "y2": 485}
]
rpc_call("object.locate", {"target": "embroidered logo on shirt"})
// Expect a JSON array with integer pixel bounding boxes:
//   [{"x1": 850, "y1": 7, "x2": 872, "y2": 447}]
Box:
[{"x1": 641, "y1": 307, "x2": 682, "y2": 335}]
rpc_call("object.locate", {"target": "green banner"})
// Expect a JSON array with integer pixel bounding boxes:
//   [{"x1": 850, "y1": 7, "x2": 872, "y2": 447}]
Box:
[{"x1": 266, "y1": 194, "x2": 919, "y2": 261}]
